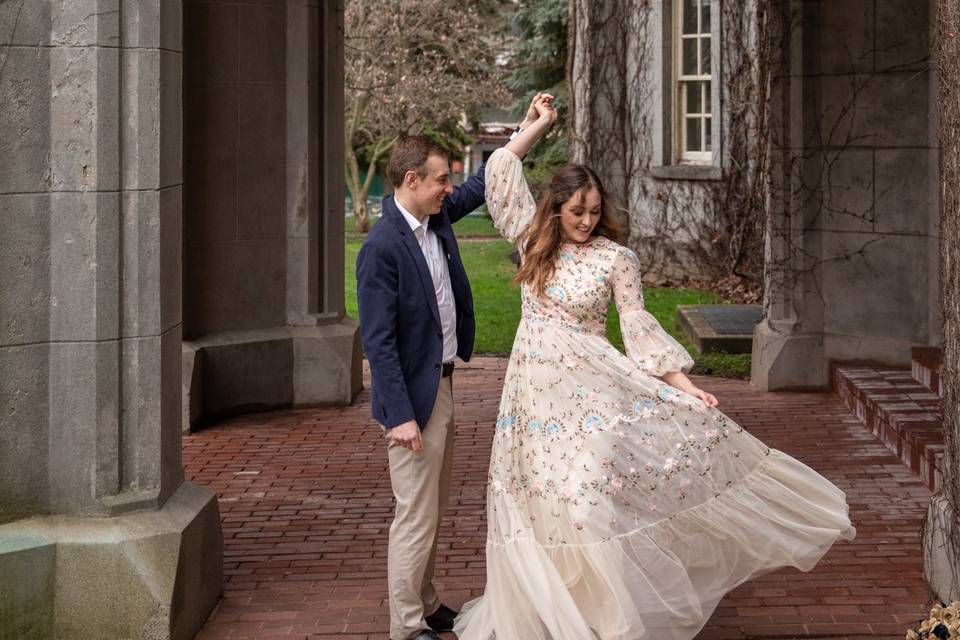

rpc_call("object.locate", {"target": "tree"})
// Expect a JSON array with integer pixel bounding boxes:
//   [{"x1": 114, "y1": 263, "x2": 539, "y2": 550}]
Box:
[
  {"x1": 503, "y1": 0, "x2": 569, "y2": 194},
  {"x1": 344, "y1": 0, "x2": 509, "y2": 232}
]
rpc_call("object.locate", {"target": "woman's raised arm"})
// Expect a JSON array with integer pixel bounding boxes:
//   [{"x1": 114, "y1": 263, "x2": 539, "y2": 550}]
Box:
[{"x1": 484, "y1": 97, "x2": 556, "y2": 243}]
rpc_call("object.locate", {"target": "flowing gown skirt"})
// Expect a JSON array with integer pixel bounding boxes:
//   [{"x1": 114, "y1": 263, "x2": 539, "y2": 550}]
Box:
[{"x1": 453, "y1": 319, "x2": 856, "y2": 640}]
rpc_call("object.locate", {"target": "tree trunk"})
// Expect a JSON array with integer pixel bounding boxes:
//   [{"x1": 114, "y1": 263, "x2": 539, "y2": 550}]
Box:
[
  {"x1": 344, "y1": 141, "x2": 371, "y2": 233},
  {"x1": 921, "y1": 0, "x2": 960, "y2": 605},
  {"x1": 353, "y1": 197, "x2": 370, "y2": 233},
  {"x1": 938, "y1": 0, "x2": 960, "y2": 514}
]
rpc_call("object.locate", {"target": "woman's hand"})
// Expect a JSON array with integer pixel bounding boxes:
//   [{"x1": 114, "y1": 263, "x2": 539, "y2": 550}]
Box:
[
  {"x1": 521, "y1": 92, "x2": 555, "y2": 127},
  {"x1": 505, "y1": 93, "x2": 557, "y2": 158},
  {"x1": 532, "y1": 93, "x2": 558, "y2": 125},
  {"x1": 691, "y1": 388, "x2": 719, "y2": 407},
  {"x1": 661, "y1": 371, "x2": 719, "y2": 408}
]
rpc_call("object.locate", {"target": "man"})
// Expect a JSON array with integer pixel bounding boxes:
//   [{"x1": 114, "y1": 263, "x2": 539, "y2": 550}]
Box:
[{"x1": 356, "y1": 95, "x2": 553, "y2": 640}]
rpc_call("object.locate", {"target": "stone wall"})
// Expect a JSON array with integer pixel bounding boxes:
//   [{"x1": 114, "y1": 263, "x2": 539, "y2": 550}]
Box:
[
  {"x1": 180, "y1": 0, "x2": 361, "y2": 427},
  {"x1": 183, "y1": 0, "x2": 288, "y2": 336}
]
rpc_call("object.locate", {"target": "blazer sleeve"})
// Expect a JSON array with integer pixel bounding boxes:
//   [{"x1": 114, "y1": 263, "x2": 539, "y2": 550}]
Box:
[
  {"x1": 445, "y1": 157, "x2": 487, "y2": 224},
  {"x1": 356, "y1": 242, "x2": 417, "y2": 428}
]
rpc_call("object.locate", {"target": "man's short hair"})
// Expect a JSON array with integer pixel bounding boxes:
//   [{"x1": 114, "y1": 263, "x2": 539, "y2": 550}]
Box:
[{"x1": 386, "y1": 136, "x2": 449, "y2": 188}]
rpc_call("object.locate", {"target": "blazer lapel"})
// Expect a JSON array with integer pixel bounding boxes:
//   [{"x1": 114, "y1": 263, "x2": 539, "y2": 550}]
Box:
[{"x1": 383, "y1": 196, "x2": 441, "y2": 328}]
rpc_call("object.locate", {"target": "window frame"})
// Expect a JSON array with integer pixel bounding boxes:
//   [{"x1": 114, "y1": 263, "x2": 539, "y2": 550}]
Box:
[
  {"x1": 674, "y1": 0, "x2": 713, "y2": 163},
  {"x1": 652, "y1": 0, "x2": 723, "y2": 180}
]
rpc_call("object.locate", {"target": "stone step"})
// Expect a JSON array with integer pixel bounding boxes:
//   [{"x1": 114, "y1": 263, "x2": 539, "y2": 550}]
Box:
[
  {"x1": 831, "y1": 362, "x2": 944, "y2": 491},
  {"x1": 911, "y1": 346, "x2": 943, "y2": 396}
]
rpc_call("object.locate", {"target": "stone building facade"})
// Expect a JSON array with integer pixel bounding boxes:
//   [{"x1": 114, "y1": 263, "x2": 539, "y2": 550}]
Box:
[
  {"x1": 0, "y1": 1, "x2": 359, "y2": 637},
  {"x1": 569, "y1": 0, "x2": 940, "y2": 390}
]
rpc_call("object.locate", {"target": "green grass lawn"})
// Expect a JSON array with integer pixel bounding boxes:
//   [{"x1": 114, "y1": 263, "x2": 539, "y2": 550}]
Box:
[{"x1": 345, "y1": 236, "x2": 751, "y2": 378}]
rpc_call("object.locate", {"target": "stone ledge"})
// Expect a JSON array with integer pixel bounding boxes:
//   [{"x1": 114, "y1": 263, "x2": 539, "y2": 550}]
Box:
[
  {"x1": 831, "y1": 361, "x2": 944, "y2": 490},
  {"x1": 182, "y1": 319, "x2": 362, "y2": 431},
  {"x1": 650, "y1": 164, "x2": 723, "y2": 181},
  {"x1": 677, "y1": 304, "x2": 760, "y2": 354},
  {"x1": 0, "y1": 482, "x2": 222, "y2": 640}
]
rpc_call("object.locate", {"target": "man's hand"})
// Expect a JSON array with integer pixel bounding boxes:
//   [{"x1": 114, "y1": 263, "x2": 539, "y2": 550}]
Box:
[{"x1": 388, "y1": 420, "x2": 423, "y2": 451}]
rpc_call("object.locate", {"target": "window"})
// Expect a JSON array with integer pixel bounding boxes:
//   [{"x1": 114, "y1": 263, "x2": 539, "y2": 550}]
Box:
[
  {"x1": 676, "y1": 0, "x2": 712, "y2": 163},
  {"x1": 651, "y1": 0, "x2": 721, "y2": 179}
]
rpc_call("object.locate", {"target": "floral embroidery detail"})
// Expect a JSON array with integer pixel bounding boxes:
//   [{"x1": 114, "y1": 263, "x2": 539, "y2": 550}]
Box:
[
  {"x1": 581, "y1": 414, "x2": 604, "y2": 432},
  {"x1": 496, "y1": 415, "x2": 516, "y2": 432},
  {"x1": 633, "y1": 399, "x2": 657, "y2": 418},
  {"x1": 546, "y1": 285, "x2": 567, "y2": 301},
  {"x1": 658, "y1": 385, "x2": 682, "y2": 402}
]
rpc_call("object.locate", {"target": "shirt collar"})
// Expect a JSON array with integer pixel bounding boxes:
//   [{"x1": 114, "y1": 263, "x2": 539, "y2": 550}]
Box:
[{"x1": 394, "y1": 198, "x2": 427, "y2": 234}]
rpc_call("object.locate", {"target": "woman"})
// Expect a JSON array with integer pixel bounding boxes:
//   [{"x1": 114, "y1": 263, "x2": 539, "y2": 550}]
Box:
[{"x1": 454, "y1": 98, "x2": 855, "y2": 640}]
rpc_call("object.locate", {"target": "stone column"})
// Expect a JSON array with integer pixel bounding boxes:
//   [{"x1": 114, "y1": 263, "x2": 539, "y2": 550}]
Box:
[
  {"x1": 0, "y1": 1, "x2": 222, "y2": 639},
  {"x1": 753, "y1": 0, "x2": 939, "y2": 390},
  {"x1": 751, "y1": 1, "x2": 827, "y2": 390},
  {"x1": 181, "y1": 0, "x2": 360, "y2": 429}
]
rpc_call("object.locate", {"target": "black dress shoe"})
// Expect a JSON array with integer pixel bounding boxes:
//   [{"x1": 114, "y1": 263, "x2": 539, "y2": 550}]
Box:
[
  {"x1": 409, "y1": 631, "x2": 441, "y2": 640},
  {"x1": 424, "y1": 603, "x2": 458, "y2": 633}
]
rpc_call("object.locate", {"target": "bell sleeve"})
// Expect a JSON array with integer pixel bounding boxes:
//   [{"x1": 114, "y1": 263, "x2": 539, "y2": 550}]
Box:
[
  {"x1": 611, "y1": 247, "x2": 695, "y2": 377},
  {"x1": 484, "y1": 147, "x2": 538, "y2": 243}
]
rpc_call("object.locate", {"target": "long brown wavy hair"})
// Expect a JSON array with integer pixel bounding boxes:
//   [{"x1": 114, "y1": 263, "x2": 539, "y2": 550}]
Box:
[{"x1": 515, "y1": 164, "x2": 624, "y2": 296}]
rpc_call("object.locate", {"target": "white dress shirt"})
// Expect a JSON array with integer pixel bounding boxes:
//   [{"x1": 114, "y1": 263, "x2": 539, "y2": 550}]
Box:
[{"x1": 396, "y1": 200, "x2": 458, "y2": 363}]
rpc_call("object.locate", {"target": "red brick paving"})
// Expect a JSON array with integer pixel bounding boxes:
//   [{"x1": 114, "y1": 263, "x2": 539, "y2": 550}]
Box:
[{"x1": 185, "y1": 357, "x2": 935, "y2": 640}]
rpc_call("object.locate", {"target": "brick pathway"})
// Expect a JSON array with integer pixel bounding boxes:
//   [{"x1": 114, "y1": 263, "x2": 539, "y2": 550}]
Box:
[{"x1": 186, "y1": 357, "x2": 935, "y2": 640}]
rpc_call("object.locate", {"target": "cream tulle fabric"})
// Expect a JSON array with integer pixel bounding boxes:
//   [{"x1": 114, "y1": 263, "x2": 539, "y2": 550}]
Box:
[{"x1": 453, "y1": 149, "x2": 856, "y2": 640}]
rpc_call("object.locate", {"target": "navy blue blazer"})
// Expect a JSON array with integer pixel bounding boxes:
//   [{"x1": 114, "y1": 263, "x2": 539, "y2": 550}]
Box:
[{"x1": 356, "y1": 164, "x2": 486, "y2": 429}]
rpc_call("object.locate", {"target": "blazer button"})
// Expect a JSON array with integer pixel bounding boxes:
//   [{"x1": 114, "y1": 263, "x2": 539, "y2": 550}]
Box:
[{"x1": 434, "y1": 363, "x2": 440, "y2": 370}]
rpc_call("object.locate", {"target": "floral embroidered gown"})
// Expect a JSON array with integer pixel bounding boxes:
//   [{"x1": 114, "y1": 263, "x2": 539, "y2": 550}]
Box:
[{"x1": 453, "y1": 148, "x2": 856, "y2": 640}]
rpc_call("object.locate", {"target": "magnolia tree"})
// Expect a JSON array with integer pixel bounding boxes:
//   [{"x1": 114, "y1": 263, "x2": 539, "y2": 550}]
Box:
[{"x1": 345, "y1": 0, "x2": 509, "y2": 232}]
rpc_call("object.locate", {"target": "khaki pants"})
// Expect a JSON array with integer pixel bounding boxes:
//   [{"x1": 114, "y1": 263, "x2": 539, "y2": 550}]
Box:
[{"x1": 386, "y1": 377, "x2": 456, "y2": 640}]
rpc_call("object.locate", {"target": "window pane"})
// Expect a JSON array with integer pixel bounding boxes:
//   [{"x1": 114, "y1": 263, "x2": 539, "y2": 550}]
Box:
[
  {"x1": 682, "y1": 38, "x2": 697, "y2": 75},
  {"x1": 701, "y1": 0, "x2": 711, "y2": 33},
  {"x1": 702, "y1": 81, "x2": 711, "y2": 115},
  {"x1": 685, "y1": 81, "x2": 702, "y2": 114},
  {"x1": 704, "y1": 117, "x2": 712, "y2": 151},
  {"x1": 686, "y1": 118, "x2": 702, "y2": 152},
  {"x1": 700, "y1": 36, "x2": 711, "y2": 74},
  {"x1": 683, "y1": 0, "x2": 698, "y2": 34}
]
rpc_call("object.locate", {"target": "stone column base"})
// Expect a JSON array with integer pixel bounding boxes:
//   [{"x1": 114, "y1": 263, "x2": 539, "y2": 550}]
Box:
[
  {"x1": 751, "y1": 319, "x2": 826, "y2": 390},
  {"x1": 923, "y1": 492, "x2": 960, "y2": 604},
  {"x1": 0, "y1": 482, "x2": 222, "y2": 640},
  {"x1": 751, "y1": 318, "x2": 920, "y2": 390},
  {"x1": 182, "y1": 319, "x2": 362, "y2": 431}
]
